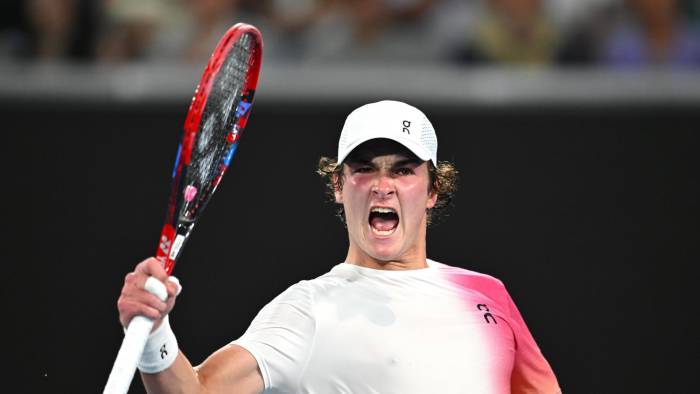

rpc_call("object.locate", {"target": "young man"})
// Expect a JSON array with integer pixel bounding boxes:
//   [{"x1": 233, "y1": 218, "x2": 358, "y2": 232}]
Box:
[{"x1": 117, "y1": 100, "x2": 561, "y2": 393}]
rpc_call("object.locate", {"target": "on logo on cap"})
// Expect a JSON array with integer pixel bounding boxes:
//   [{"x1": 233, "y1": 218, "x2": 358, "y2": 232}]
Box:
[{"x1": 402, "y1": 120, "x2": 411, "y2": 134}]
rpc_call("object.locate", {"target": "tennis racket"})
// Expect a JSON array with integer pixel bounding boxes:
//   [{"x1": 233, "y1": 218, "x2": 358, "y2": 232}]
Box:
[{"x1": 103, "y1": 23, "x2": 263, "y2": 394}]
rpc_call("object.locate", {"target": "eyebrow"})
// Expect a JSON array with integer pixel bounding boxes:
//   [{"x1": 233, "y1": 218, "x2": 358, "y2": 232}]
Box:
[
  {"x1": 393, "y1": 158, "x2": 422, "y2": 166},
  {"x1": 346, "y1": 157, "x2": 421, "y2": 167}
]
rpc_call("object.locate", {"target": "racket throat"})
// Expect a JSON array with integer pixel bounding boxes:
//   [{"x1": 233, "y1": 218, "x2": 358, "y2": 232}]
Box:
[{"x1": 169, "y1": 221, "x2": 195, "y2": 262}]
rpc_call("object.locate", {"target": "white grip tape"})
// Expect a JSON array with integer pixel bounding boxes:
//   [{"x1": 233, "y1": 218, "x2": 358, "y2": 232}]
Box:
[
  {"x1": 144, "y1": 276, "x2": 168, "y2": 301},
  {"x1": 103, "y1": 316, "x2": 155, "y2": 394}
]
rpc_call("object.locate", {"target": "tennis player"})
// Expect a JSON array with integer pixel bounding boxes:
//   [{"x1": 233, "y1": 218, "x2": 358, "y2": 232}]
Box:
[{"x1": 117, "y1": 100, "x2": 561, "y2": 393}]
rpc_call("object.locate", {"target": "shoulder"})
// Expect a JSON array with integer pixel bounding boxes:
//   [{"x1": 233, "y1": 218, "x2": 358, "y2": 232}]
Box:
[
  {"x1": 428, "y1": 259, "x2": 510, "y2": 302},
  {"x1": 271, "y1": 264, "x2": 349, "y2": 305},
  {"x1": 430, "y1": 259, "x2": 505, "y2": 285}
]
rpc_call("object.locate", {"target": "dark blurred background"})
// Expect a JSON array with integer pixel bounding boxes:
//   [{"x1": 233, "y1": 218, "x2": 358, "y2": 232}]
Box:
[{"x1": 4, "y1": 0, "x2": 699, "y2": 393}]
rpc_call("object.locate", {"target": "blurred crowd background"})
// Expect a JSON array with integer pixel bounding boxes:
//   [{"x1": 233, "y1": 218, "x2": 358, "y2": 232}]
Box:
[{"x1": 2, "y1": 0, "x2": 700, "y2": 68}]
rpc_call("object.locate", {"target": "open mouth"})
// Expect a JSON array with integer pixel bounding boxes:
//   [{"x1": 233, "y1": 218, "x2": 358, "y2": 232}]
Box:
[{"x1": 369, "y1": 207, "x2": 399, "y2": 236}]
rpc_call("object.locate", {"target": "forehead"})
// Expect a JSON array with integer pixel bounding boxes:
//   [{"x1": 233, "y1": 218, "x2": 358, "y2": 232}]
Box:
[{"x1": 344, "y1": 138, "x2": 420, "y2": 163}]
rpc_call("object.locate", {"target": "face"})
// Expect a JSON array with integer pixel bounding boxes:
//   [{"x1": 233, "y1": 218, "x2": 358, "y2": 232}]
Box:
[{"x1": 335, "y1": 139, "x2": 437, "y2": 269}]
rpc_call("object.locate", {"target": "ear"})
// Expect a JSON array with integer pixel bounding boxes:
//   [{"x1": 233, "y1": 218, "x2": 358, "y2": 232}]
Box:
[
  {"x1": 426, "y1": 190, "x2": 437, "y2": 209},
  {"x1": 333, "y1": 173, "x2": 343, "y2": 203}
]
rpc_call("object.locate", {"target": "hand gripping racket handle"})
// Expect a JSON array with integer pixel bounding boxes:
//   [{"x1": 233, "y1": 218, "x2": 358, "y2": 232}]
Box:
[{"x1": 103, "y1": 277, "x2": 168, "y2": 394}]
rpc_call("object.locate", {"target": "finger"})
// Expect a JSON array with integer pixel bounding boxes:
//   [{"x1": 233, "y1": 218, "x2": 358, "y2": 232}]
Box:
[
  {"x1": 135, "y1": 257, "x2": 168, "y2": 282},
  {"x1": 142, "y1": 291, "x2": 169, "y2": 312},
  {"x1": 123, "y1": 271, "x2": 139, "y2": 287},
  {"x1": 146, "y1": 258, "x2": 169, "y2": 282},
  {"x1": 164, "y1": 293, "x2": 177, "y2": 315},
  {"x1": 167, "y1": 276, "x2": 182, "y2": 297},
  {"x1": 127, "y1": 271, "x2": 168, "y2": 299},
  {"x1": 118, "y1": 299, "x2": 162, "y2": 326},
  {"x1": 121, "y1": 274, "x2": 167, "y2": 306},
  {"x1": 120, "y1": 283, "x2": 168, "y2": 312},
  {"x1": 134, "y1": 257, "x2": 156, "y2": 274},
  {"x1": 122, "y1": 271, "x2": 144, "y2": 298}
]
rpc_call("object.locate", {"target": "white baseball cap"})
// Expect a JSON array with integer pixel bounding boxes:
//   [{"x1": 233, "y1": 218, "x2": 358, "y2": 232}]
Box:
[{"x1": 337, "y1": 100, "x2": 438, "y2": 166}]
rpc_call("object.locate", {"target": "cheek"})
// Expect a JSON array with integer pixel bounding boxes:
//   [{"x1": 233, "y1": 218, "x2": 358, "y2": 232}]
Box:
[
  {"x1": 344, "y1": 175, "x2": 373, "y2": 198},
  {"x1": 398, "y1": 181, "x2": 432, "y2": 217},
  {"x1": 341, "y1": 177, "x2": 369, "y2": 216},
  {"x1": 337, "y1": 174, "x2": 366, "y2": 204}
]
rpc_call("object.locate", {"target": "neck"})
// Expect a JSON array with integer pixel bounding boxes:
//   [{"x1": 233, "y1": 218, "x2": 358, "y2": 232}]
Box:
[{"x1": 345, "y1": 254, "x2": 429, "y2": 271}]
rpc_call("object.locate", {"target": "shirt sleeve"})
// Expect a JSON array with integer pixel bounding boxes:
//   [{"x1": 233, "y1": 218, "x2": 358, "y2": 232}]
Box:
[
  {"x1": 504, "y1": 287, "x2": 562, "y2": 394},
  {"x1": 231, "y1": 281, "x2": 315, "y2": 393}
]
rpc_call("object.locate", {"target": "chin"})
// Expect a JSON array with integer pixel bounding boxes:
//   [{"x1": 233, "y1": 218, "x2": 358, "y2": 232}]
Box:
[
  {"x1": 367, "y1": 244, "x2": 402, "y2": 262},
  {"x1": 363, "y1": 228, "x2": 401, "y2": 257}
]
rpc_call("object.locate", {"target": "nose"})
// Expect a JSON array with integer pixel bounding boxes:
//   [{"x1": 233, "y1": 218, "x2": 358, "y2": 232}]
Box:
[{"x1": 371, "y1": 173, "x2": 395, "y2": 199}]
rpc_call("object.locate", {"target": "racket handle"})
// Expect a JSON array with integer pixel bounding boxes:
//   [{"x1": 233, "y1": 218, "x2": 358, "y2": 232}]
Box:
[{"x1": 103, "y1": 316, "x2": 155, "y2": 394}]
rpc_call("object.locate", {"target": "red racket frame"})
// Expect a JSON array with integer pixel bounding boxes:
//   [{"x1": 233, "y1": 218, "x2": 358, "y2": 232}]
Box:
[{"x1": 155, "y1": 23, "x2": 263, "y2": 275}]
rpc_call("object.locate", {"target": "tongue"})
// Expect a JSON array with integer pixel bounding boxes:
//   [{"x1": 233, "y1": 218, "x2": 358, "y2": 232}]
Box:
[{"x1": 371, "y1": 216, "x2": 398, "y2": 231}]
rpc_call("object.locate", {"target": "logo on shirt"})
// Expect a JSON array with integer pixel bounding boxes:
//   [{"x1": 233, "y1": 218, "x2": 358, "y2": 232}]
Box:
[{"x1": 477, "y1": 304, "x2": 497, "y2": 324}]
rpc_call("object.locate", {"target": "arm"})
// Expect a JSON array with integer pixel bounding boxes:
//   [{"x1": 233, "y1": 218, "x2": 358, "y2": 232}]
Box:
[
  {"x1": 502, "y1": 288, "x2": 561, "y2": 394},
  {"x1": 118, "y1": 258, "x2": 264, "y2": 394},
  {"x1": 141, "y1": 345, "x2": 263, "y2": 394}
]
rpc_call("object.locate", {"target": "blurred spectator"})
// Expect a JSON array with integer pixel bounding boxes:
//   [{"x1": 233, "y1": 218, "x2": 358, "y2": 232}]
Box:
[
  {"x1": 0, "y1": 0, "x2": 97, "y2": 61},
  {"x1": 547, "y1": 0, "x2": 617, "y2": 33},
  {"x1": 96, "y1": 0, "x2": 172, "y2": 62},
  {"x1": 0, "y1": 2, "x2": 30, "y2": 59},
  {"x1": 303, "y1": 0, "x2": 390, "y2": 61},
  {"x1": 689, "y1": 0, "x2": 700, "y2": 22},
  {"x1": 266, "y1": 0, "x2": 439, "y2": 63},
  {"x1": 556, "y1": 1, "x2": 617, "y2": 65},
  {"x1": 183, "y1": 0, "x2": 250, "y2": 63},
  {"x1": 29, "y1": 0, "x2": 77, "y2": 59},
  {"x1": 451, "y1": 0, "x2": 560, "y2": 66},
  {"x1": 97, "y1": 0, "x2": 257, "y2": 64},
  {"x1": 258, "y1": 0, "x2": 331, "y2": 62},
  {"x1": 5, "y1": 0, "x2": 700, "y2": 68},
  {"x1": 599, "y1": 0, "x2": 700, "y2": 67},
  {"x1": 265, "y1": 0, "x2": 333, "y2": 36},
  {"x1": 427, "y1": 0, "x2": 482, "y2": 60}
]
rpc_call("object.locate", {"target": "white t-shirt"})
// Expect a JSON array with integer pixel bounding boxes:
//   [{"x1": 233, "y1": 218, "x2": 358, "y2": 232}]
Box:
[{"x1": 233, "y1": 260, "x2": 560, "y2": 394}]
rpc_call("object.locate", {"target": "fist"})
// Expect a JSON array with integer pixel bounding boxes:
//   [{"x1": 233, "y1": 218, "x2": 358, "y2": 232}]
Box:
[{"x1": 117, "y1": 257, "x2": 181, "y2": 330}]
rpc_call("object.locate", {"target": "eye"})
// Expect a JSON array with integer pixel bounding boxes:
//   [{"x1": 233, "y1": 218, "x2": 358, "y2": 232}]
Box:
[
  {"x1": 394, "y1": 167, "x2": 414, "y2": 176},
  {"x1": 353, "y1": 166, "x2": 374, "y2": 174}
]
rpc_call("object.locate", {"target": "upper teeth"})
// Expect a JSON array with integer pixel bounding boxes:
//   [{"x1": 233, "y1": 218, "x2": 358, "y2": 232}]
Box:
[{"x1": 371, "y1": 207, "x2": 396, "y2": 214}]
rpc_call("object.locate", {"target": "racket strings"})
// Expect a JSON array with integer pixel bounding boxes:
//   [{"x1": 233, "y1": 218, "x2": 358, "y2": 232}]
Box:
[{"x1": 182, "y1": 33, "x2": 257, "y2": 221}]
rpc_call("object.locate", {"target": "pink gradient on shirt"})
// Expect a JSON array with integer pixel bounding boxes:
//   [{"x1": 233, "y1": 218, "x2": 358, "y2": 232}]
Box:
[{"x1": 441, "y1": 265, "x2": 561, "y2": 394}]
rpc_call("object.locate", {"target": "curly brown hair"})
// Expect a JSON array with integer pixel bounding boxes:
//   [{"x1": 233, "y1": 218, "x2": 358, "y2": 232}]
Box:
[{"x1": 317, "y1": 156, "x2": 458, "y2": 226}]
